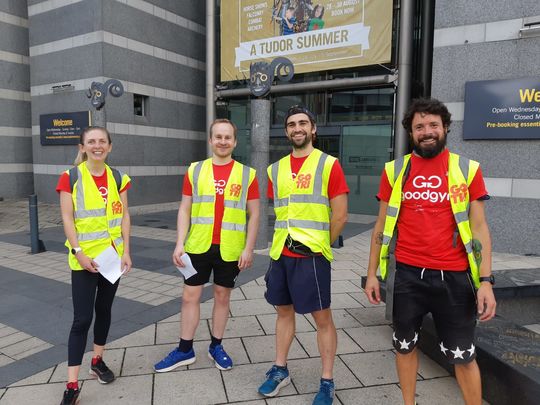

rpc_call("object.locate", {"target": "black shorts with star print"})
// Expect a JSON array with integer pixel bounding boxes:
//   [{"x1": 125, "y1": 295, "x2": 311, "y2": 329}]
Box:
[{"x1": 391, "y1": 262, "x2": 477, "y2": 364}]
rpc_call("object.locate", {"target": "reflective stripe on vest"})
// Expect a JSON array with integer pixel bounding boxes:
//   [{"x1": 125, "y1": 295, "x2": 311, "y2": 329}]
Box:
[{"x1": 378, "y1": 152, "x2": 482, "y2": 287}]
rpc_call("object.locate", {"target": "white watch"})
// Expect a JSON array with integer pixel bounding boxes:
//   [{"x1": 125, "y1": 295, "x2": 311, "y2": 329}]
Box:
[{"x1": 71, "y1": 247, "x2": 82, "y2": 255}]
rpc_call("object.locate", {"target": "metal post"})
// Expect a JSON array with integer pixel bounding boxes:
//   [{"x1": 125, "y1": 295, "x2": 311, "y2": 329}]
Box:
[
  {"x1": 394, "y1": 0, "x2": 416, "y2": 158},
  {"x1": 251, "y1": 98, "x2": 271, "y2": 249},
  {"x1": 29, "y1": 194, "x2": 46, "y2": 253},
  {"x1": 91, "y1": 109, "x2": 106, "y2": 128},
  {"x1": 420, "y1": 0, "x2": 435, "y2": 97},
  {"x1": 206, "y1": 0, "x2": 216, "y2": 157}
]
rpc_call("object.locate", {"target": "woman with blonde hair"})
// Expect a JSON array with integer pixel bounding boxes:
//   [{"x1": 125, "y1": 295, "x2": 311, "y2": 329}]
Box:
[{"x1": 56, "y1": 126, "x2": 132, "y2": 405}]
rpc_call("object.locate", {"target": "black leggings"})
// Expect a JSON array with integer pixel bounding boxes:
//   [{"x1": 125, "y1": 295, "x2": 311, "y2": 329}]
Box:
[{"x1": 68, "y1": 270, "x2": 119, "y2": 366}]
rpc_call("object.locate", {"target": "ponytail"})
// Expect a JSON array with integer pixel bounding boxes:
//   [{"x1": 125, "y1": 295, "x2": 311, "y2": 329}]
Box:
[{"x1": 74, "y1": 150, "x2": 87, "y2": 166}]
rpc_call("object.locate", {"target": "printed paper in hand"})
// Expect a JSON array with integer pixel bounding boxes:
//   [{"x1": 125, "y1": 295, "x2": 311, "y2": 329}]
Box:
[
  {"x1": 94, "y1": 246, "x2": 123, "y2": 284},
  {"x1": 176, "y1": 253, "x2": 198, "y2": 279}
]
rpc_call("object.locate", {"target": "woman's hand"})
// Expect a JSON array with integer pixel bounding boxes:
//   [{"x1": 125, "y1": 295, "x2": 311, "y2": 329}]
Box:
[{"x1": 76, "y1": 252, "x2": 99, "y2": 273}]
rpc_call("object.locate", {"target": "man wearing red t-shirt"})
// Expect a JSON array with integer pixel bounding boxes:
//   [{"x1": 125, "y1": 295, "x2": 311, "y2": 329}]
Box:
[
  {"x1": 258, "y1": 106, "x2": 348, "y2": 404},
  {"x1": 365, "y1": 99, "x2": 496, "y2": 405},
  {"x1": 154, "y1": 119, "x2": 260, "y2": 373}
]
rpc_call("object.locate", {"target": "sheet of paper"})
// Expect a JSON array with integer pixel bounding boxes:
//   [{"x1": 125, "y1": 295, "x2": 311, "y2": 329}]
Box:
[
  {"x1": 176, "y1": 253, "x2": 198, "y2": 279},
  {"x1": 94, "y1": 246, "x2": 123, "y2": 284}
]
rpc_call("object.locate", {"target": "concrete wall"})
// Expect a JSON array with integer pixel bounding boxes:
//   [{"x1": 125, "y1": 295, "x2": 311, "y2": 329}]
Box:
[
  {"x1": 432, "y1": 1, "x2": 540, "y2": 254},
  {"x1": 0, "y1": 0, "x2": 32, "y2": 198},
  {"x1": 28, "y1": 0, "x2": 207, "y2": 205}
]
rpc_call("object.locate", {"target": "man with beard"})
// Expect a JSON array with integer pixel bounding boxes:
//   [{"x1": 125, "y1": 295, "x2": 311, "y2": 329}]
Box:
[
  {"x1": 258, "y1": 106, "x2": 348, "y2": 405},
  {"x1": 364, "y1": 98, "x2": 496, "y2": 405}
]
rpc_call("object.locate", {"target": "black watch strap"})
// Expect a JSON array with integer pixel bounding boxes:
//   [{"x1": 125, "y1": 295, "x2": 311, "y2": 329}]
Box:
[{"x1": 479, "y1": 275, "x2": 495, "y2": 285}]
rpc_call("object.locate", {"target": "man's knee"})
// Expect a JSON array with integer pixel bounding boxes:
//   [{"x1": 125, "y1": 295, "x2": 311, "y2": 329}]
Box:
[
  {"x1": 454, "y1": 358, "x2": 478, "y2": 371},
  {"x1": 311, "y1": 308, "x2": 335, "y2": 330},
  {"x1": 276, "y1": 304, "x2": 295, "y2": 319},
  {"x1": 213, "y1": 286, "x2": 232, "y2": 306},
  {"x1": 182, "y1": 286, "x2": 202, "y2": 305}
]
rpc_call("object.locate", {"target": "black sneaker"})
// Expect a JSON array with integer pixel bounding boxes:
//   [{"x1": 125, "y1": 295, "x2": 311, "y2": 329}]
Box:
[
  {"x1": 60, "y1": 387, "x2": 80, "y2": 405},
  {"x1": 89, "y1": 356, "x2": 115, "y2": 384}
]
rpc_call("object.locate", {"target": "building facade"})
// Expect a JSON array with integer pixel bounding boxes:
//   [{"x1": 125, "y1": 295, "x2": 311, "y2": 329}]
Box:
[{"x1": 0, "y1": 0, "x2": 538, "y2": 255}]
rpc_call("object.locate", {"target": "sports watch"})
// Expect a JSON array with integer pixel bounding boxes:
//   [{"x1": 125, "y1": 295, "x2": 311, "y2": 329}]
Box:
[
  {"x1": 479, "y1": 275, "x2": 495, "y2": 285},
  {"x1": 71, "y1": 247, "x2": 83, "y2": 255}
]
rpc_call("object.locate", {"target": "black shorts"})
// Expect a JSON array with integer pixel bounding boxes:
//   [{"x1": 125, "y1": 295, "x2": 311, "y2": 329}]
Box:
[
  {"x1": 392, "y1": 262, "x2": 477, "y2": 364},
  {"x1": 185, "y1": 245, "x2": 240, "y2": 288}
]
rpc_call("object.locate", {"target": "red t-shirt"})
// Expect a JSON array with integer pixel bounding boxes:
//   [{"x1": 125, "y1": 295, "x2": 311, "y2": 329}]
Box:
[
  {"x1": 267, "y1": 153, "x2": 350, "y2": 257},
  {"x1": 56, "y1": 171, "x2": 131, "y2": 203},
  {"x1": 182, "y1": 160, "x2": 260, "y2": 244},
  {"x1": 377, "y1": 149, "x2": 488, "y2": 270}
]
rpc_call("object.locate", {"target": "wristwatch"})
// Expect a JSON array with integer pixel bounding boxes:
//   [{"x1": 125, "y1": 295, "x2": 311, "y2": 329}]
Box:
[
  {"x1": 479, "y1": 275, "x2": 495, "y2": 285},
  {"x1": 71, "y1": 247, "x2": 83, "y2": 255}
]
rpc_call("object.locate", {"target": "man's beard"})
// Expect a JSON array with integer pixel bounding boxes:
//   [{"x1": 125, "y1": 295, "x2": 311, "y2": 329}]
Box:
[
  {"x1": 289, "y1": 132, "x2": 312, "y2": 150},
  {"x1": 412, "y1": 134, "x2": 447, "y2": 158}
]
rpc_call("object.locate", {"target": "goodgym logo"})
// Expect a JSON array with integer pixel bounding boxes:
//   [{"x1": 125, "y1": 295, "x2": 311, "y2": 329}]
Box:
[
  {"x1": 402, "y1": 175, "x2": 447, "y2": 203},
  {"x1": 402, "y1": 175, "x2": 468, "y2": 203}
]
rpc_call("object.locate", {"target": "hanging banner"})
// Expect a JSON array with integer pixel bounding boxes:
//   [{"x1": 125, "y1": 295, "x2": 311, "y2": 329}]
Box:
[
  {"x1": 463, "y1": 77, "x2": 540, "y2": 140},
  {"x1": 220, "y1": 0, "x2": 393, "y2": 82}
]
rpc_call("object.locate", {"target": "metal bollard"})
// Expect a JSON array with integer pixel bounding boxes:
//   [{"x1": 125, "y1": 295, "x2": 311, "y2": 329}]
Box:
[{"x1": 29, "y1": 194, "x2": 46, "y2": 254}]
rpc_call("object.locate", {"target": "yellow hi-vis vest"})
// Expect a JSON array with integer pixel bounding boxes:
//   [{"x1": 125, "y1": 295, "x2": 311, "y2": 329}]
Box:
[
  {"x1": 379, "y1": 152, "x2": 482, "y2": 287},
  {"x1": 184, "y1": 158, "x2": 256, "y2": 262},
  {"x1": 65, "y1": 162, "x2": 130, "y2": 270},
  {"x1": 268, "y1": 148, "x2": 336, "y2": 261}
]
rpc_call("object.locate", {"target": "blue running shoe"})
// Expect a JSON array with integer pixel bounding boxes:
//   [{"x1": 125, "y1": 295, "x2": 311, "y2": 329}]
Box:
[
  {"x1": 312, "y1": 379, "x2": 335, "y2": 405},
  {"x1": 258, "y1": 365, "x2": 290, "y2": 397},
  {"x1": 208, "y1": 344, "x2": 233, "y2": 370},
  {"x1": 154, "y1": 348, "x2": 196, "y2": 373}
]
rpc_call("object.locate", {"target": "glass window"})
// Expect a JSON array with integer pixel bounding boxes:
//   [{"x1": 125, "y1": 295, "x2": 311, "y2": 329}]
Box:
[
  {"x1": 134, "y1": 94, "x2": 148, "y2": 116},
  {"x1": 342, "y1": 124, "x2": 392, "y2": 215},
  {"x1": 329, "y1": 88, "x2": 394, "y2": 123},
  {"x1": 272, "y1": 93, "x2": 326, "y2": 126}
]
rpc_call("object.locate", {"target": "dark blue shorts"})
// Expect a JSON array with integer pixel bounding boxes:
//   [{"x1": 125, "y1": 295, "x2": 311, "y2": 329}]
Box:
[{"x1": 264, "y1": 255, "x2": 331, "y2": 314}]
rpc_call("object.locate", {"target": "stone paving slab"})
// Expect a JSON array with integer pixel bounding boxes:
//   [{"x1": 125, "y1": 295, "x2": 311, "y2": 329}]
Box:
[
  {"x1": 296, "y1": 329, "x2": 362, "y2": 356},
  {"x1": 346, "y1": 306, "x2": 391, "y2": 326},
  {"x1": 81, "y1": 374, "x2": 153, "y2": 405},
  {"x1": 287, "y1": 356, "x2": 360, "y2": 393},
  {"x1": 257, "y1": 313, "x2": 315, "y2": 335},
  {"x1": 155, "y1": 320, "x2": 211, "y2": 344},
  {"x1": 107, "y1": 324, "x2": 156, "y2": 349},
  {"x1": 0, "y1": 381, "x2": 66, "y2": 405},
  {"x1": 336, "y1": 384, "x2": 404, "y2": 404},
  {"x1": 242, "y1": 335, "x2": 307, "y2": 363},
  {"x1": 8, "y1": 367, "x2": 55, "y2": 387},
  {"x1": 154, "y1": 367, "x2": 227, "y2": 404},
  {"x1": 341, "y1": 351, "x2": 399, "y2": 386},
  {"x1": 344, "y1": 325, "x2": 395, "y2": 352},
  {"x1": 221, "y1": 315, "x2": 266, "y2": 338}
]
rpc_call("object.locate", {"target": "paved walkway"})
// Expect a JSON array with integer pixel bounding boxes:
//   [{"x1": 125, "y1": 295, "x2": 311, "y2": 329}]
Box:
[{"x1": 1, "y1": 198, "x2": 539, "y2": 404}]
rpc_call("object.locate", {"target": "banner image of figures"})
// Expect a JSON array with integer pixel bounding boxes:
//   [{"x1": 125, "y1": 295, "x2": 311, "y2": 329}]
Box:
[{"x1": 220, "y1": 0, "x2": 393, "y2": 82}]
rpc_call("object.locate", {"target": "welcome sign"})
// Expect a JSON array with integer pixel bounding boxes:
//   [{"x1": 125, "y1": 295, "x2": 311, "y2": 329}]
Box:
[
  {"x1": 221, "y1": 0, "x2": 393, "y2": 81},
  {"x1": 463, "y1": 77, "x2": 540, "y2": 140}
]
